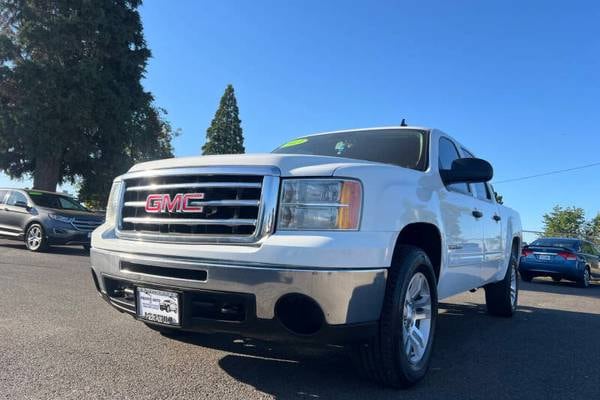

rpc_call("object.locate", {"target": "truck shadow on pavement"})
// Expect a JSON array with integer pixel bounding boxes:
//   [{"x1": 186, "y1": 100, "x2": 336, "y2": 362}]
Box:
[{"x1": 170, "y1": 293, "x2": 600, "y2": 400}]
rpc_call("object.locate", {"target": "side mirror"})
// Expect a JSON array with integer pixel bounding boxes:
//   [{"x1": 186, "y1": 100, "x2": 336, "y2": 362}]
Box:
[
  {"x1": 14, "y1": 200, "x2": 29, "y2": 209},
  {"x1": 441, "y1": 158, "x2": 493, "y2": 185}
]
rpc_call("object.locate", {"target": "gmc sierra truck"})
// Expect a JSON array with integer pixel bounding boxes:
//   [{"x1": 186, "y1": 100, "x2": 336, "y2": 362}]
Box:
[{"x1": 90, "y1": 126, "x2": 522, "y2": 387}]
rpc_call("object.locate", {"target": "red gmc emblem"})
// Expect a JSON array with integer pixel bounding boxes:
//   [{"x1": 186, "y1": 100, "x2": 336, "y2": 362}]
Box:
[{"x1": 145, "y1": 193, "x2": 205, "y2": 213}]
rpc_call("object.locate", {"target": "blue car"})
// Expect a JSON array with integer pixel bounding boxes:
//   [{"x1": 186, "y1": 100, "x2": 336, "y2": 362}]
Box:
[{"x1": 519, "y1": 237, "x2": 600, "y2": 287}]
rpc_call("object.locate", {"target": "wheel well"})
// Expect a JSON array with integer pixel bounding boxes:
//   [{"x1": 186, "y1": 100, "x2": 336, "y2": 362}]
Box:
[
  {"x1": 394, "y1": 223, "x2": 442, "y2": 281},
  {"x1": 511, "y1": 237, "x2": 520, "y2": 258}
]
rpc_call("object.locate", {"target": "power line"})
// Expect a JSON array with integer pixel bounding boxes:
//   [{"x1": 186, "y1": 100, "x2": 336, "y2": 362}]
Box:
[{"x1": 493, "y1": 161, "x2": 600, "y2": 184}]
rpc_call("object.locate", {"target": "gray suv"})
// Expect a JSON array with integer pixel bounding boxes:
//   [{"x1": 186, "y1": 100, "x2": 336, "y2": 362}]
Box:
[{"x1": 0, "y1": 189, "x2": 104, "y2": 252}]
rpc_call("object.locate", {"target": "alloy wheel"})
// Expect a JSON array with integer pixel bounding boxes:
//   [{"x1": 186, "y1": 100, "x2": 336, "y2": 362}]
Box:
[
  {"x1": 27, "y1": 226, "x2": 42, "y2": 250},
  {"x1": 510, "y1": 263, "x2": 517, "y2": 307},
  {"x1": 402, "y1": 272, "x2": 432, "y2": 365}
]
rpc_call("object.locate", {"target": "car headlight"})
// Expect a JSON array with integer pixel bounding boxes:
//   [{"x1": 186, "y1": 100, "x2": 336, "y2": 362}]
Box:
[
  {"x1": 277, "y1": 179, "x2": 362, "y2": 230},
  {"x1": 48, "y1": 214, "x2": 74, "y2": 224},
  {"x1": 105, "y1": 180, "x2": 123, "y2": 225}
]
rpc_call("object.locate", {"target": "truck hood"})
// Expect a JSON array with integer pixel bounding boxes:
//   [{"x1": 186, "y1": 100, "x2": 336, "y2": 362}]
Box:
[{"x1": 128, "y1": 153, "x2": 379, "y2": 177}]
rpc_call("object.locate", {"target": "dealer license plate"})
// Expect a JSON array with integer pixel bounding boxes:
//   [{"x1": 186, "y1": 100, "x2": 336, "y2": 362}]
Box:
[{"x1": 137, "y1": 287, "x2": 180, "y2": 326}]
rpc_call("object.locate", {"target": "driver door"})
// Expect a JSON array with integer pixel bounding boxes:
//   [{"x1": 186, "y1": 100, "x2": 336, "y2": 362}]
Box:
[{"x1": 437, "y1": 137, "x2": 485, "y2": 298}]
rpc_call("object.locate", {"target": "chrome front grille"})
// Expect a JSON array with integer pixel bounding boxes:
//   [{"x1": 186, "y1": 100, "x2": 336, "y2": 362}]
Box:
[
  {"x1": 116, "y1": 167, "x2": 279, "y2": 244},
  {"x1": 72, "y1": 218, "x2": 103, "y2": 231}
]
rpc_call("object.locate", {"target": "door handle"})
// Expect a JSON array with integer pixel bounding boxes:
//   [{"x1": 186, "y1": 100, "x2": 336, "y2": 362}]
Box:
[
  {"x1": 472, "y1": 210, "x2": 483, "y2": 219},
  {"x1": 493, "y1": 215, "x2": 502, "y2": 222}
]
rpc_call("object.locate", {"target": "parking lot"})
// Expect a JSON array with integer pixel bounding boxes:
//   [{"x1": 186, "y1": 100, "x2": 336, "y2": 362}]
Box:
[{"x1": 1, "y1": 239, "x2": 598, "y2": 400}]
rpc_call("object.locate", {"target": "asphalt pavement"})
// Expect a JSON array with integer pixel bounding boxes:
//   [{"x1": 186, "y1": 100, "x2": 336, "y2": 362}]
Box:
[{"x1": 1, "y1": 239, "x2": 599, "y2": 400}]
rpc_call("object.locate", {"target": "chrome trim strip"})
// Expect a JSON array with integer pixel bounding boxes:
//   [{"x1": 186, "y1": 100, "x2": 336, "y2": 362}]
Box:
[
  {"x1": 122, "y1": 217, "x2": 257, "y2": 226},
  {"x1": 280, "y1": 202, "x2": 350, "y2": 207},
  {"x1": 123, "y1": 199, "x2": 260, "y2": 208},
  {"x1": 120, "y1": 166, "x2": 281, "y2": 180},
  {"x1": 126, "y1": 182, "x2": 261, "y2": 192}
]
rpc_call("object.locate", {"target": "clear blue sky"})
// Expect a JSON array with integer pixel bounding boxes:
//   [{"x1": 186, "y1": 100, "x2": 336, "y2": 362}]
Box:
[{"x1": 2, "y1": 0, "x2": 599, "y2": 232}]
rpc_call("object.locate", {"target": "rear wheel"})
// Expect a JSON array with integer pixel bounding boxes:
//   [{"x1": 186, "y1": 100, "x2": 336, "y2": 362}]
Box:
[
  {"x1": 551, "y1": 276, "x2": 561, "y2": 283},
  {"x1": 485, "y1": 255, "x2": 518, "y2": 317},
  {"x1": 25, "y1": 223, "x2": 48, "y2": 252},
  {"x1": 578, "y1": 268, "x2": 591, "y2": 288},
  {"x1": 356, "y1": 245, "x2": 438, "y2": 388},
  {"x1": 82, "y1": 244, "x2": 91, "y2": 252}
]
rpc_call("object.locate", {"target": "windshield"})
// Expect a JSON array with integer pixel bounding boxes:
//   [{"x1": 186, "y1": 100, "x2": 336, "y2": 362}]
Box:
[
  {"x1": 272, "y1": 129, "x2": 428, "y2": 170},
  {"x1": 27, "y1": 191, "x2": 89, "y2": 211},
  {"x1": 530, "y1": 239, "x2": 579, "y2": 250}
]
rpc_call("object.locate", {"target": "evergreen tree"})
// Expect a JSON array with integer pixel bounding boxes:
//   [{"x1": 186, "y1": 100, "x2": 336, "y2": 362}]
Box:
[
  {"x1": 0, "y1": 0, "x2": 175, "y2": 205},
  {"x1": 542, "y1": 205, "x2": 586, "y2": 237},
  {"x1": 202, "y1": 85, "x2": 244, "y2": 155}
]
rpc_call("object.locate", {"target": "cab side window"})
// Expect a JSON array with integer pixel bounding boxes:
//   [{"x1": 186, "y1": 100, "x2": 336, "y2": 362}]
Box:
[
  {"x1": 6, "y1": 191, "x2": 27, "y2": 206},
  {"x1": 0, "y1": 190, "x2": 8, "y2": 204},
  {"x1": 439, "y1": 137, "x2": 470, "y2": 195}
]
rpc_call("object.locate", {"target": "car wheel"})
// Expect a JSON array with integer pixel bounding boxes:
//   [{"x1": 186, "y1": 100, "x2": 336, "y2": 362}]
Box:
[
  {"x1": 82, "y1": 244, "x2": 91, "y2": 251},
  {"x1": 356, "y1": 245, "x2": 438, "y2": 388},
  {"x1": 578, "y1": 267, "x2": 591, "y2": 288},
  {"x1": 25, "y1": 223, "x2": 48, "y2": 252},
  {"x1": 485, "y1": 255, "x2": 518, "y2": 317},
  {"x1": 552, "y1": 276, "x2": 561, "y2": 283},
  {"x1": 520, "y1": 271, "x2": 533, "y2": 282}
]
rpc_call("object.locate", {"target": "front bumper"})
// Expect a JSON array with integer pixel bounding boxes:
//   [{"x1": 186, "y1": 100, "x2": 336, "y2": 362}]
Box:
[
  {"x1": 47, "y1": 227, "x2": 92, "y2": 245},
  {"x1": 90, "y1": 248, "x2": 387, "y2": 342}
]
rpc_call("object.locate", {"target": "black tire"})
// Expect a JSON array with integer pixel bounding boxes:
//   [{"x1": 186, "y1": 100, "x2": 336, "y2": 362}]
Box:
[
  {"x1": 485, "y1": 255, "x2": 518, "y2": 317},
  {"x1": 82, "y1": 244, "x2": 91, "y2": 251},
  {"x1": 551, "y1": 276, "x2": 561, "y2": 283},
  {"x1": 578, "y1": 267, "x2": 591, "y2": 288},
  {"x1": 24, "y1": 223, "x2": 48, "y2": 252},
  {"x1": 355, "y1": 245, "x2": 438, "y2": 388},
  {"x1": 520, "y1": 271, "x2": 533, "y2": 282}
]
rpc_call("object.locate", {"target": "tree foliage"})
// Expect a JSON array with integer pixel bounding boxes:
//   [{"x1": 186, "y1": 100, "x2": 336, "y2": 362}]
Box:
[
  {"x1": 202, "y1": 84, "x2": 244, "y2": 155},
  {"x1": 0, "y1": 0, "x2": 175, "y2": 206},
  {"x1": 584, "y1": 213, "x2": 600, "y2": 242},
  {"x1": 542, "y1": 205, "x2": 586, "y2": 238}
]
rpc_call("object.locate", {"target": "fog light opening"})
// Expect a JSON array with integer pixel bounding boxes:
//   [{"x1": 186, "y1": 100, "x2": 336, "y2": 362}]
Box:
[{"x1": 275, "y1": 294, "x2": 325, "y2": 336}]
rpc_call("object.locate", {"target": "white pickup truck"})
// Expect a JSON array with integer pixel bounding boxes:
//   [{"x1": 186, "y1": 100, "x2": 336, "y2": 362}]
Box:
[{"x1": 90, "y1": 126, "x2": 522, "y2": 387}]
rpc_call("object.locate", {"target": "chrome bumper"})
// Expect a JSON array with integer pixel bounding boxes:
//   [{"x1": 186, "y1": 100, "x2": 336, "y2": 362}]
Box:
[{"x1": 90, "y1": 248, "x2": 387, "y2": 325}]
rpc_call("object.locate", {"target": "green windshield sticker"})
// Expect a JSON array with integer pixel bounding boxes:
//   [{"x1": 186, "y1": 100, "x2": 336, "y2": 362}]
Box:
[{"x1": 280, "y1": 138, "x2": 308, "y2": 148}]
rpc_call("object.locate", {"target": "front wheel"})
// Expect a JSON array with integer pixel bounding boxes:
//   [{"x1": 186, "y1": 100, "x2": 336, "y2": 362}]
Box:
[
  {"x1": 25, "y1": 223, "x2": 48, "y2": 252},
  {"x1": 485, "y1": 255, "x2": 518, "y2": 317},
  {"x1": 356, "y1": 245, "x2": 438, "y2": 388},
  {"x1": 82, "y1": 244, "x2": 91, "y2": 252}
]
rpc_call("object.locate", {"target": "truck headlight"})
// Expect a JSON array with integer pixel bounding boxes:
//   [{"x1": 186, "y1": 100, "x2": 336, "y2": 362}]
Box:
[
  {"x1": 277, "y1": 179, "x2": 362, "y2": 230},
  {"x1": 105, "y1": 180, "x2": 122, "y2": 225}
]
